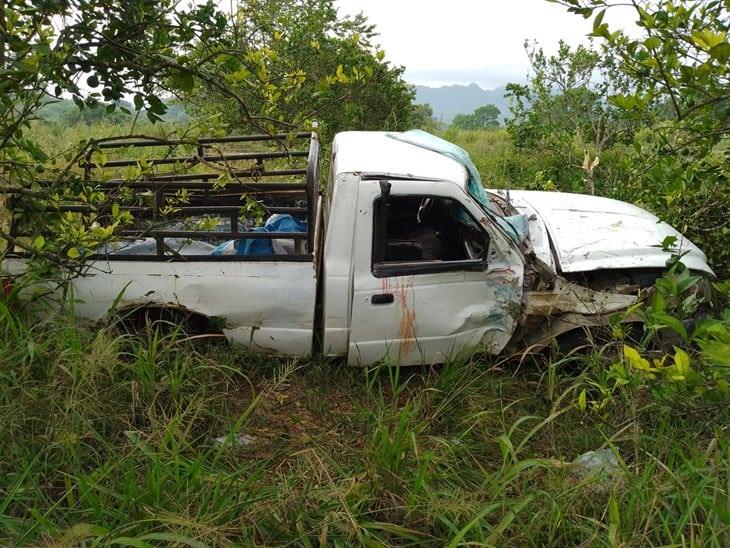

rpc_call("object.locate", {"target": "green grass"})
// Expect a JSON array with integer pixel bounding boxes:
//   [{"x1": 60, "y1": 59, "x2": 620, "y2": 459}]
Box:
[
  {"x1": 24, "y1": 119, "x2": 310, "y2": 179},
  {"x1": 0, "y1": 302, "x2": 727, "y2": 546},
  {"x1": 442, "y1": 128, "x2": 537, "y2": 189}
]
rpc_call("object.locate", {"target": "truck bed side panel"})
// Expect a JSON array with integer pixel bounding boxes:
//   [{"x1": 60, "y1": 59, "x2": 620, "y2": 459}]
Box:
[{"x1": 5, "y1": 258, "x2": 316, "y2": 355}]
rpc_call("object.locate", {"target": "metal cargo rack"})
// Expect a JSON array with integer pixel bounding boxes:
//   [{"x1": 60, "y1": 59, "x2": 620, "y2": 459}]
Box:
[{"x1": 8, "y1": 131, "x2": 320, "y2": 262}]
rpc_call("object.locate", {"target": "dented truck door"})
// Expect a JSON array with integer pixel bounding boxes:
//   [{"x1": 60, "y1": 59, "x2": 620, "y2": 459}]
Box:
[{"x1": 347, "y1": 179, "x2": 524, "y2": 366}]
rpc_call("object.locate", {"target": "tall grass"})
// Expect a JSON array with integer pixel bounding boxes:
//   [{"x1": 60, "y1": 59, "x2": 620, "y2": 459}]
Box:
[
  {"x1": 442, "y1": 127, "x2": 636, "y2": 197},
  {"x1": 0, "y1": 299, "x2": 727, "y2": 545}
]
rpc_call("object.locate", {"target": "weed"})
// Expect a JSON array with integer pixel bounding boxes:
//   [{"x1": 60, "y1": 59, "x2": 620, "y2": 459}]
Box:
[{"x1": 0, "y1": 305, "x2": 726, "y2": 544}]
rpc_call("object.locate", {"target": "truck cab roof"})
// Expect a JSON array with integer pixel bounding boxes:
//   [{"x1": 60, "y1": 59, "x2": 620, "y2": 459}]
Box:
[{"x1": 331, "y1": 131, "x2": 468, "y2": 185}]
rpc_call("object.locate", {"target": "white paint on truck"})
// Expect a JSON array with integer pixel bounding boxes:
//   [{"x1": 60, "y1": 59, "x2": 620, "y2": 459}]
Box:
[
  {"x1": 345, "y1": 178, "x2": 523, "y2": 366},
  {"x1": 502, "y1": 190, "x2": 713, "y2": 276},
  {"x1": 3, "y1": 258, "x2": 318, "y2": 355}
]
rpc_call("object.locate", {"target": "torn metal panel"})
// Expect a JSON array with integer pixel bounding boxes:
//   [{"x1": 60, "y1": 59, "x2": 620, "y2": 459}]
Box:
[
  {"x1": 503, "y1": 190, "x2": 714, "y2": 276},
  {"x1": 508, "y1": 312, "x2": 613, "y2": 354},
  {"x1": 509, "y1": 276, "x2": 641, "y2": 353},
  {"x1": 522, "y1": 277, "x2": 639, "y2": 317}
]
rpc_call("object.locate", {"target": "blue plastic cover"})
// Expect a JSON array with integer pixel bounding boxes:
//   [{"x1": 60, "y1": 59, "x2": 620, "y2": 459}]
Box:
[
  {"x1": 387, "y1": 130, "x2": 528, "y2": 244},
  {"x1": 211, "y1": 214, "x2": 307, "y2": 256}
]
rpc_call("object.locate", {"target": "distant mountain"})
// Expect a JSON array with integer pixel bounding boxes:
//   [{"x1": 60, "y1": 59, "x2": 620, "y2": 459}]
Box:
[{"x1": 414, "y1": 83, "x2": 511, "y2": 124}]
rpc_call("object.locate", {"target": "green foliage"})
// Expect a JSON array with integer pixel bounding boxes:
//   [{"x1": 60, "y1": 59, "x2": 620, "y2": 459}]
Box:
[
  {"x1": 442, "y1": 128, "x2": 546, "y2": 190},
  {"x1": 0, "y1": 0, "x2": 249, "y2": 270},
  {"x1": 37, "y1": 99, "x2": 132, "y2": 126},
  {"x1": 409, "y1": 103, "x2": 437, "y2": 130},
  {"x1": 506, "y1": 40, "x2": 636, "y2": 195},
  {"x1": 544, "y1": 0, "x2": 730, "y2": 275},
  {"x1": 0, "y1": 0, "x2": 417, "y2": 272},
  {"x1": 186, "y1": 0, "x2": 415, "y2": 142},
  {"x1": 574, "y1": 258, "x2": 730, "y2": 413},
  {"x1": 451, "y1": 104, "x2": 501, "y2": 130}
]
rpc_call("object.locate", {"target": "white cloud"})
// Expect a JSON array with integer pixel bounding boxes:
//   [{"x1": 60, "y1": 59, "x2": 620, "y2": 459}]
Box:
[{"x1": 336, "y1": 0, "x2": 638, "y2": 88}]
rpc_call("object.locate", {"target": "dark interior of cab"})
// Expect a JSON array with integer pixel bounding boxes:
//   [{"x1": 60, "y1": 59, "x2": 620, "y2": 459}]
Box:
[{"x1": 373, "y1": 196, "x2": 488, "y2": 265}]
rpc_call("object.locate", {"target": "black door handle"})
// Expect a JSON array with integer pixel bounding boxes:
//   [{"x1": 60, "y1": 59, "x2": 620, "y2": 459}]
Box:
[{"x1": 371, "y1": 293, "x2": 394, "y2": 305}]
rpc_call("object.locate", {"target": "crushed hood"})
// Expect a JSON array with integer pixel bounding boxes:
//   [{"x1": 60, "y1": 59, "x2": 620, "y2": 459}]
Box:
[{"x1": 502, "y1": 190, "x2": 714, "y2": 276}]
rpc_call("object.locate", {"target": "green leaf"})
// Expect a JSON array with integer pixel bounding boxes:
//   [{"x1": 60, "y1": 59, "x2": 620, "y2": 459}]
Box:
[
  {"x1": 658, "y1": 235, "x2": 678, "y2": 251},
  {"x1": 624, "y1": 345, "x2": 649, "y2": 369},
  {"x1": 335, "y1": 64, "x2": 349, "y2": 84},
  {"x1": 67, "y1": 247, "x2": 80, "y2": 259},
  {"x1": 591, "y1": 23, "x2": 611, "y2": 39},
  {"x1": 592, "y1": 8, "x2": 606, "y2": 30},
  {"x1": 171, "y1": 70, "x2": 194, "y2": 92},
  {"x1": 709, "y1": 42, "x2": 730, "y2": 62},
  {"x1": 86, "y1": 74, "x2": 99, "y2": 87},
  {"x1": 675, "y1": 275, "x2": 700, "y2": 295},
  {"x1": 147, "y1": 94, "x2": 167, "y2": 115},
  {"x1": 692, "y1": 30, "x2": 727, "y2": 50},
  {"x1": 653, "y1": 312, "x2": 688, "y2": 340},
  {"x1": 624, "y1": 345, "x2": 661, "y2": 376},
  {"x1": 33, "y1": 235, "x2": 44, "y2": 250},
  {"x1": 644, "y1": 36, "x2": 662, "y2": 50},
  {"x1": 701, "y1": 341, "x2": 730, "y2": 366},
  {"x1": 666, "y1": 347, "x2": 692, "y2": 381},
  {"x1": 610, "y1": 94, "x2": 638, "y2": 110}
]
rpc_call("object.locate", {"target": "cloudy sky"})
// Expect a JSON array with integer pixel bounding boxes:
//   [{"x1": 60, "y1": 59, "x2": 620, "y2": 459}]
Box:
[{"x1": 335, "y1": 0, "x2": 638, "y2": 89}]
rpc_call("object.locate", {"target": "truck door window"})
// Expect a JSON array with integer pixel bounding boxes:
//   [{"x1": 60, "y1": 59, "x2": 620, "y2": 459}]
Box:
[{"x1": 372, "y1": 195, "x2": 489, "y2": 277}]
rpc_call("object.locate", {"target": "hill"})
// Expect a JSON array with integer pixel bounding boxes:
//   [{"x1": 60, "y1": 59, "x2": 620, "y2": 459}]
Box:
[{"x1": 414, "y1": 83, "x2": 511, "y2": 123}]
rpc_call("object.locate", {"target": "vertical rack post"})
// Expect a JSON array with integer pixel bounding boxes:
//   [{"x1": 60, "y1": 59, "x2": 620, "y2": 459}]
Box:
[
  {"x1": 83, "y1": 149, "x2": 92, "y2": 181},
  {"x1": 153, "y1": 186, "x2": 164, "y2": 256},
  {"x1": 306, "y1": 132, "x2": 319, "y2": 253}
]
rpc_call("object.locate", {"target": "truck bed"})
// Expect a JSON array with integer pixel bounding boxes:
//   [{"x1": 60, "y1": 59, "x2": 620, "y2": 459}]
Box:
[{"x1": 3, "y1": 132, "x2": 322, "y2": 355}]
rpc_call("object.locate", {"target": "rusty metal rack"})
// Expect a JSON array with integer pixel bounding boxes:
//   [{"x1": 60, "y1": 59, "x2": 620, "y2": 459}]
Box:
[{"x1": 9, "y1": 131, "x2": 320, "y2": 262}]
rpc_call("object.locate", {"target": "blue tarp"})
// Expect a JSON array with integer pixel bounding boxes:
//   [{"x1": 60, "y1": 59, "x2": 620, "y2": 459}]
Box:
[
  {"x1": 387, "y1": 130, "x2": 528, "y2": 244},
  {"x1": 211, "y1": 214, "x2": 307, "y2": 256}
]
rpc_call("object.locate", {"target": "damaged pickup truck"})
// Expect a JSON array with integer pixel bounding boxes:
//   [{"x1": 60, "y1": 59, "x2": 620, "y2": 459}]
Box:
[{"x1": 2, "y1": 130, "x2": 714, "y2": 366}]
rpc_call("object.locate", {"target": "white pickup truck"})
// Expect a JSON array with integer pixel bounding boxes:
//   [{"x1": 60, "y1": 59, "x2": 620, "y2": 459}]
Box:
[{"x1": 3, "y1": 130, "x2": 713, "y2": 365}]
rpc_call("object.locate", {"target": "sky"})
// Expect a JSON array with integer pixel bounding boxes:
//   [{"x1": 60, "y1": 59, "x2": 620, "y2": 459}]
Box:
[{"x1": 335, "y1": 0, "x2": 639, "y2": 89}]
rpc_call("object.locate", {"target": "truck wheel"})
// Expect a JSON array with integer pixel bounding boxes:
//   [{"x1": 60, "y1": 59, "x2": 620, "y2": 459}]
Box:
[{"x1": 111, "y1": 305, "x2": 223, "y2": 339}]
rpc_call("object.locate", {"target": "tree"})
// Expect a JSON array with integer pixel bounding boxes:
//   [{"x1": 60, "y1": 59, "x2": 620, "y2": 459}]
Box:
[
  {"x1": 451, "y1": 104, "x2": 501, "y2": 130},
  {"x1": 1, "y1": 0, "x2": 239, "y2": 267},
  {"x1": 506, "y1": 41, "x2": 635, "y2": 194},
  {"x1": 1, "y1": 0, "x2": 401, "y2": 271},
  {"x1": 409, "y1": 103, "x2": 435, "y2": 129},
  {"x1": 549, "y1": 0, "x2": 730, "y2": 274},
  {"x1": 187, "y1": 0, "x2": 415, "y2": 142}
]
